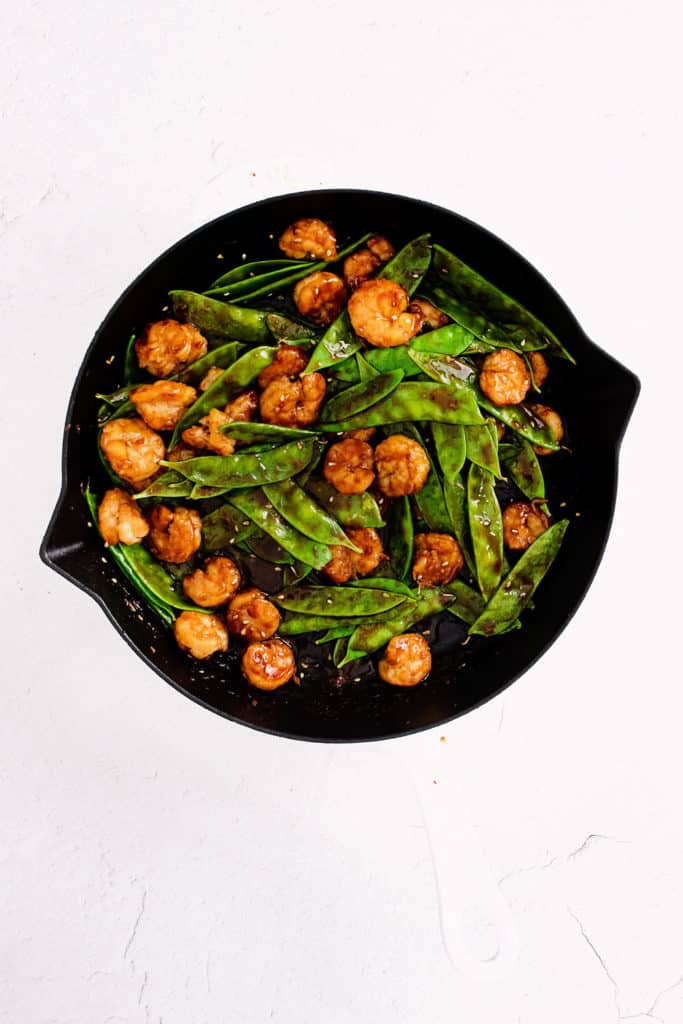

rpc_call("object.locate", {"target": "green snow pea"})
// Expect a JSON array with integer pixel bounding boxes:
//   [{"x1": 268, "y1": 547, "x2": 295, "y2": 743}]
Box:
[
  {"x1": 262, "y1": 478, "x2": 359, "y2": 550},
  {"x1": 432, "y1": 244, "x2": 573, "y2": 361},
  {"x1": 339, "y1": 588, "x2": 452, "y2": 665},
  {"x1": 500, "y1": 439, "x2": 546, "y2": 501},
  {"x1": 384, "y1": 422, "x2": 451, "y2": 533},
  {"x1": 266, "y1": 313, "x2": 319, "y2": 342},
  {"x1": 388, "y1": 495, "x2": 413, "y2": 580},
  {"x1": 170, "y1": 290, "x2": 270, "y2": 343},
  {"x1": 347, "y1": 578, "x2": 417, "y2": 598},
  {"x1": 468, "y1": 464, "x2": 504, "y2": 601},
  {"x1": 201, "y1": 502, "x2": 256, "y2": 552},
  {"x1": 169, "y1": 346, "x2": 276, "y2": 447},
  {"x1": 356, "y1": 352, "x2": 380, "y2": 382},
  {"x1": 378, "y1": 234, "x2": 432, "y2": 295},
  {"x1": 465, "y1": 422, "x2": 501, "y2": 477},
  {"x1": 321, "y1": 370, "x2": 404, "y2": 423},
  {"x1": 123, "y1": 333, "x2": 138, "y2": 384},
  {"x1": 431, "y1": 423, "x2": 475, "y2": 574},
  {"x1": 320, "y1": 381, "x2": 484, "y2": 431},
  {"x1": 274, "y1": 585, "x2": 405, "y2": 618},
  {"x1": 316, "y1": 626, "x2": 356, "y2": 644},
  {"x1": 425, "y1": 284, "x2": 527, "y2": 350},
  {"x1": 330, "y1": 354, "x2": 361, "y2": 383},
  {"x1": 279, "y1": 602, "x2": 413, "y2": 637},
  {"x1": 134, "y1": 471, "x2": 194, "y2": 500},
  {"x1": 304, "y1": 478, "x2": 385, "y2": 528},
  {"x1": 365, "y1": 347, "x2": 423, "y2": 377},
  {"x1": 444, "y1": 580, "x2": 486, "y2": 625},
  {"x1": 304, "y1": 310, "x2": 362, "y2": 375},
  {"x1": 165, "y1": 437, "x2": 317, "y2": 490},
  {"x1": 407, "y1": 349, "x2": 477, "y2": 386},
  {"x1": 477, "y1": 396, "x2": 560, "y2": 450},
  {"x1": 245, "y1": 529, "x2": 295, "y2": 564},
  {"x1": 175, "y1": 341, "x2": 244, "y2": 386},
  {"x1": 84, "y1": 485, "x2": 206, "y2": 624},
  {"x1": 469, "y1": 520, "x2": 569, "y2": 635},
  {"x1": 411, "y1": 322, "x2": 477, "y2": 357},
  {"x1": 229, "y1": 489, "x2": 332, "y2": 569},
  {"x1": 219, "y1": 422, "x2": 317, "y2": 444},
  {"x1": 431, "y1": 423, "x2": 466, "y2": 478},
  {"x1": 209, "y1": 258, "x2": 308, "y2": 289}
]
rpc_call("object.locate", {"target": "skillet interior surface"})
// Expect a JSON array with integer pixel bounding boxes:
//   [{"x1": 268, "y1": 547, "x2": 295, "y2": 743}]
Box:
[{"x1": 41, "y1": 190, "x2": 639, "y2": 741}]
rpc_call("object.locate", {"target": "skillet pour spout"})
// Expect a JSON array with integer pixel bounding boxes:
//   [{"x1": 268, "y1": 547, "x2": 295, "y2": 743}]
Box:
[{"x1": 39, "y1": 189, "x2": 640, "y2": 742}]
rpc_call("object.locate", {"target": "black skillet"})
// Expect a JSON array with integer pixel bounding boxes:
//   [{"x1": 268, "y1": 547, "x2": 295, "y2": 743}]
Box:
[{"x1": 40, "y1": 189, "x2": 639, "y2": 743}]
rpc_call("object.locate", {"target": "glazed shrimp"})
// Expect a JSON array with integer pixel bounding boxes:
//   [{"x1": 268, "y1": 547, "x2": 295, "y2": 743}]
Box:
[
  {"x1": 129, "y1": 380, "x2": 197, "y2": 431},
  {"x1": 182, "y1": 408, "x2": 236, "y2": 456},
  {"x1": 479, "y1": 349, "x2": 530, "y2": 406},
  {"x1": 408, "y1": 298, "x2": 448, "y2": 329},
  {"x1": 502, "y1": 501, "x2": 550, "y2": 550},
  {"x1": 100, "y1": 417, "x2": 165, "y2": 490},
  {"x1": 293, "y1": 271, "x2": 347, "y2": 326},
  {"x1": 278, "y1": 218, "x2": 337, "y2": 261},
  {"x1": 97, "y1": 488, "x2": 149, "y2": 546},
  {"x1": 343, "y1": 235, "x2": 395, "y2": 291},
  {"x1": 528, "y1": 403, "x2": 564, "y2": 455},
  {"x1": 378, "y1": 634, "x2": 432, "y2": 687},
  {"x1": 241, "y1": 639, "x2": 296, "y2": 691},
  {"x1": 374, "y1": 435, "x2": 430, "y2": 497},
  {"x1": 322, "y1": 527, "x2": 384, "y2": 584},
  {"x1": 411, "y1": 533, "x2": 464, "y2": 586},
  {"x1": 147, "y1": 505, "x2": 202, "y2": 563},
  {"x1": 226, "y1": 588, "x2": 281, "y2": 641},
  {"x1": 182, "y1": 557, "x2": 241, "y2": 608},
  {"x1": 259, "y1": 373, "x2": 326, "y2": 428},
  {"x1": 347, "y1": 279, "x2": 422, "y2": 348},
  {"x1": 528, "y1": 351, "x2": 549, "y2": 389},
  {"x1": 135, "y1": 320, "x2": 207, "y2": 378},
  {"x1": 174, "y1": 611, "x2": 228, "y2": 659},
  {"x1": 323, "y1": 439, "x2": 375, "y2": 495}
]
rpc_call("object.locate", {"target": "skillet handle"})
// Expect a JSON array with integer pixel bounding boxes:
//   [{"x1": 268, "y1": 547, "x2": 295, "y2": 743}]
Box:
[
  {"x1": 40, "y1": 490, "x2": 92, "y2": 588},
  {"x1": 397, "y1": 732, "x2": 519, "y2": 980}
]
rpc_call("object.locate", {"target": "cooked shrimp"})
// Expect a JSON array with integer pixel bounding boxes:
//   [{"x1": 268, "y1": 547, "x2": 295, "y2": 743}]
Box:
[
  {"x1": 408, "y1": 298, "x2": 449, "y2": 330},
  {"x1": 100, "y1": 417, "x2": 165, "y2": 490},
  {"x1": 374, "y1": 435, "x2": 430, "y2": 497},
  {"x1": 479, "y1": 349, "x2": 530, "y2": 406},
  {"x1": 135, "y1": 320, "x2": 207, "y2": 378},
  {"x1": 322, "y1": 527, "x2": 384, "y2": 584},
  {"x1": 293, "y1": 271, "x2": 346, "y2": 326},
  {"x1": 343, "y1": 248, "x2": 380, "y2": 291},
  {"x1": 182, "y1": 557, "x2": 241, "y2": 608},
  {"x1": 412, "y1": 533, "x2": 464, "y2": 586},
  {"x1": 129, "y1": 380, "x2": 197, "y2": 431},
  {"x1": 226, "y1": 588, "x2": 281, "y2": 641},
  {"x1": 323, "y1": 439, "x2": 375, "y2": 495},
  {"x1": 528, "y1": 403, "x2": 564, "y2": 455},
  {"x1": 174, "y1": 611, "x2": 228, "y2": 659},
  {"x1": 224, "y1": 390, "x2": 258, "y2": 422},
  {"x1": 259, "y1": 373, "x2": 326, "y2": 428},
  {"x1": 529, "y1": 351, "x2": 549, "y2": 389},
  {"x1": 344, "y1": 427, "x2": 377, "y2": 442},
  {"x1": 147, "y1": 505, "x2": 202, "y2": 563},
  {"x1": 502, "y1": 501, "x2": 550, "y2": 550},
  {"x1": 378, "y1": 634, "x2": 432, "y2": 687},
  {"x1": 278, "y1": 218, "x2": 337, "y2": 261},
  {"x1": 199, "y1": 366, "x2": 224, "y2": 391},
  {"x1": 257, "y1": 344, "x2": 308, "y2": 389},
  {"x1": 97, "y1": 488, "x2": 149, "y2": 546},
  {"x1": 366, "y1": 235, "x2": 395, "y2": 262},
  {"x1": 348, "y1": 279, "x2": 422, "y2": 348},
  {"x1": 182, "y1": 408, "x2": 236, "y2": 456},
  {"x1": 241, "y1": 638, "x2": 296, "y2": 691},
  {"x1": 166, "y1": 443, "x2": 197, "y2": 462}
]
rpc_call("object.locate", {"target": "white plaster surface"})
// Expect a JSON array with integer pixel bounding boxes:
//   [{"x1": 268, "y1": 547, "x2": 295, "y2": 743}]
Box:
[{"x1": 2, "y1": 1, "x2": 682, "y2": 1021}]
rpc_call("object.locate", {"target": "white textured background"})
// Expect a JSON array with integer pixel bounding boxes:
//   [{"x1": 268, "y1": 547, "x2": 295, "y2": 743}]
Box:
[{"x1": 2, "y1": 1, "x2": 682, "y2": 1021}]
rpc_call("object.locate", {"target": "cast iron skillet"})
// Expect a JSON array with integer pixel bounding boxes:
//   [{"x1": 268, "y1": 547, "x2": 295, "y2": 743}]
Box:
[{"x1": 40, "y1": 189, "x2": 639, "y2": 742}]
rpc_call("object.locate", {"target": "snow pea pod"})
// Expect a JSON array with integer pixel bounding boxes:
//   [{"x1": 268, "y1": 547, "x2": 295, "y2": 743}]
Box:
[
  {"x1": 134, "y1": 471, "x2": 194, "y2": 500},
  {"x1": 444, "y1": 580, "x2": 486, "y2": 625},
  {"x1": 388, "y1": 495, "x2": 413, "y2": 580},
  {"x1": 219, "y1": 422, "x2": 317, "y2": 444},
  {"x1": 229, "y1": 488, "x2": 332, "y2": 568},
  {"x1": 330, "y1": 354, "x2": 361, "y2": 383},
  {"x1": 201, "y1": 502, "x2": 255, "y2": 552},
  {"x1": 339, "y1": 588, "x2": 452, "y2": 665},
  {"x1": 465, "y1": 422, "x2": 501, "y2": 477},
  {"x1": 263, "y1": 479, "x2": 359, "y2": 550},
  {"x1": 431, "y1": 423, "x2": 475, "y2": 574},
  {"x1": 320, "y1": 381, "x2": 484, "y2": 431},
  {"x1": 320, "y1": 370, "x2": 404, "y2": 423},
  {"x1": 431, "y1": 423, "x2": 466, "y2": 478},
  {"x1": 209, "y1": 258, "x2": 309, "y2": 289},
  {"x1": 275, "y1": 585, "x2": 405, "y2": 618},
  {"x1": 170, "y1": 290, "x2": 270, "y2": 342},
  {"x1": 169, "y1": 345, "x2": 276, "y2": 447},
  {"x1": 266, "y1": 313, "x2": 319, "y2": 342},
  {"x1": 433, "y1": 245, "x2": 573, "y2": 361},
  {"x1": 304, "y1": 478, "x2": 385, "y2": 528},
  {"x1": 408, "y1": 349, "x2": 477, "y2": 386},
  {"x1": 477, "y1": 395, "x2": 560, "y2": 450},
  {"x1": 205, "y1": 263, "x2": 310, "y2": 299},
  {"x1": 468, "y1": 464, "x2": 504, "y2": 601},
  {"x1": 426, "y1": 284, "x2": 529, "y2": 350},
  {"x1": 356, "y1": 352, "x2": 379, "y2": 382},
  {"x1": 469, "y1": 520, "x2": 569, "y2": 635},
  {"x1": 165, "y1": 437, "x2": 316, "y2": 489},
  {"x1": 175, "y1": 341, "x2": 244, "y2": 386},
  {"x1": 500, "y1": 438, "x2": 546, "y2": 501},
  {"x1": 365, "y1": 347, "x2": 422, "y2": 377},
  {"x1": 378, "y1": 234, "x2": 432, "y2": 295},
  {"x1": 245, "y1": 529, "x2": 294, "y2": 564},
  {"x1": 123, "y1": 333, "x2": 138, "y2": 384},
  {"x1": 304, "y1": 310, "x2": 362, "y2": 375},
  {"x1": 411, "y1": 322, "x2": 477, "y2": 356},
  {"x1": 347, "y1": 578, "x2": 417, "y2": 598},
  {"x1": 279, "y1": 601, "x2": 413, "y2": 637}
]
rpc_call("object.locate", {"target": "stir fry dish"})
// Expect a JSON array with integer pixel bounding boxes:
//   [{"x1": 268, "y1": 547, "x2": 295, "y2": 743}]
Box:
[{"x1": 90, "y1": 218, "x2": 572, "y2": 692}]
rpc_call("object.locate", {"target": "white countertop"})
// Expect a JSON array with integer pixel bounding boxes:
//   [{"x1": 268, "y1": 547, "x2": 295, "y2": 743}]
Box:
[{"x1": 2, "y1": 1, "x2": 681, "y2": 1021}]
